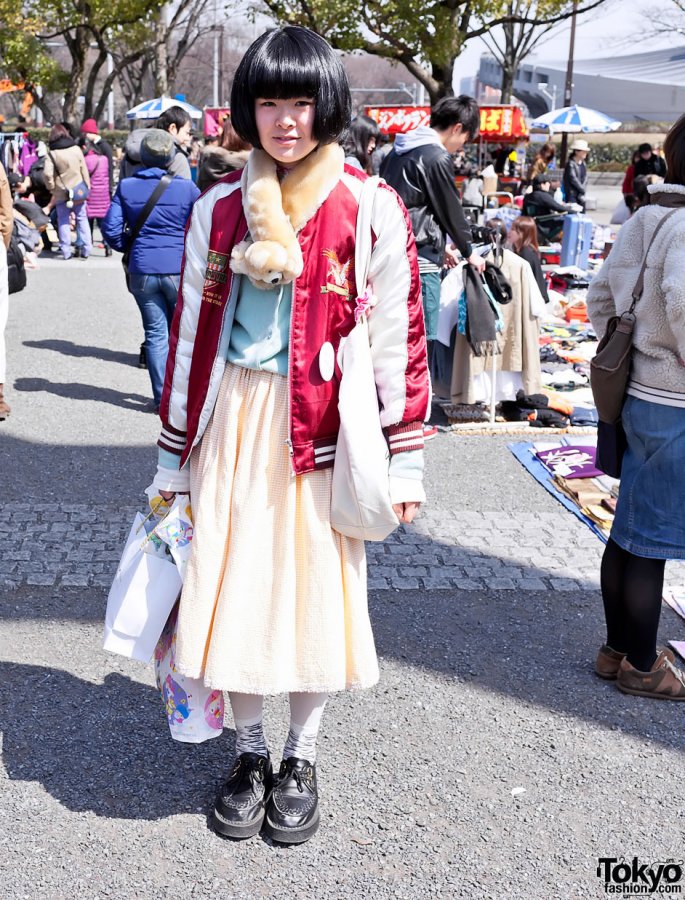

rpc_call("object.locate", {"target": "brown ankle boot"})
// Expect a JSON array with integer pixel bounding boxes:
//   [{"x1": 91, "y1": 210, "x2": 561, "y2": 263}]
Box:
[{"x1": 0, "y1": 384, "x2": 11, "y2": 420}]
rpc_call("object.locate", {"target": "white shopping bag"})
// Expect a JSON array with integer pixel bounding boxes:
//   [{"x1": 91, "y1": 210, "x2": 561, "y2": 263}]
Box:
[{"x1": 103, "y1": 512, "x2": 182, "y2": 663}]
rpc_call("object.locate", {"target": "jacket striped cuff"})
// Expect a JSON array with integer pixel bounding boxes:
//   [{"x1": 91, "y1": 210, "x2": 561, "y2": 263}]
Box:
[
  {"x1": 386, "y1": 421, "x2": 425, "y2": 455},
  {"x1": 157, "y1": 422, "x2": 187, "y2": 456}
]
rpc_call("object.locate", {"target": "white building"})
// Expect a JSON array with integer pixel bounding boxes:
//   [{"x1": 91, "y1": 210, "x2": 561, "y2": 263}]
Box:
[{"x1": 477, "y1": 46, "x2": 685, "y2": 121}]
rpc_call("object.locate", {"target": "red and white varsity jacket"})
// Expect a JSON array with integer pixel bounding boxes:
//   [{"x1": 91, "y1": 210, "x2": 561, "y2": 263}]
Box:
[{"x1": 154, "y1": 151, "x2": 430, "y2": 493}]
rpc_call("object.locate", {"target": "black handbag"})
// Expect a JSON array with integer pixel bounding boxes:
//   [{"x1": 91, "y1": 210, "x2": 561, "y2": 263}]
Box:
[
  {"x1": 121, "y1": 174, "x2": 173, "y2": 289},
  {"x1": 482, "y1": 260, "x2": 513, "y2": 305},
  {"x1": 7, "y1": 231, "x2": 26, "y2": 294}
]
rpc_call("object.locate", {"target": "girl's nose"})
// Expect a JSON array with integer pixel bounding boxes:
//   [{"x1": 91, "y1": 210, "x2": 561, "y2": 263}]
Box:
[{"x1": 277, "y1": 108, "x2": 296, "y2": 128}]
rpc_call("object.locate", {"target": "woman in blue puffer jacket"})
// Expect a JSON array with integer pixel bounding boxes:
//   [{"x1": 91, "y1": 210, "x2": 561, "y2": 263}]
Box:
[{"x1": 103, "y1": 129, "x2": 200, "y2": 410}]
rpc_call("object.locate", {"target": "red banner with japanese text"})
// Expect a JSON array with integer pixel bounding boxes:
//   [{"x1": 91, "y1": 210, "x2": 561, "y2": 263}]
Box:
[{"x1": 364, "y1": 105, "x2": 528, "y2": 141}]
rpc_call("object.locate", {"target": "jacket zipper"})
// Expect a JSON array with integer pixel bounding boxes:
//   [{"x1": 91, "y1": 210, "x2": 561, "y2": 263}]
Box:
[{"x1": 285, "y1": 274, "x2": 296, "y2": 475}]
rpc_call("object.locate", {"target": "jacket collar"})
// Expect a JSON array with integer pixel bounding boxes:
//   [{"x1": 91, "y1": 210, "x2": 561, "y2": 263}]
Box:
[
  {"x1": 49, "y1": 136, "x2": 76, "y2": 151},
  {"x1": 229, "y1": 143, "x2": 344, "y2": 290},
  {"x1": 649, "y1": 183, "x2": 685, "y2": 207}
]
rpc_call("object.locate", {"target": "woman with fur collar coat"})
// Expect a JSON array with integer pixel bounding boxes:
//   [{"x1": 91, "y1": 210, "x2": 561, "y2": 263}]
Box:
[
  {"x1": 587, "y1": 114, "x2": 685, "y2": 702},
  {"x1": 150, "y1": 26, "x2": 430, "y2": 844}
]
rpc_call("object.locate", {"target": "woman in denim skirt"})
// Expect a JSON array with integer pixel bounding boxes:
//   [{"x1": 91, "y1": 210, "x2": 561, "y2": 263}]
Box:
[{"x1": 587, "y1": 114, "x2": 685, "y2": 701}]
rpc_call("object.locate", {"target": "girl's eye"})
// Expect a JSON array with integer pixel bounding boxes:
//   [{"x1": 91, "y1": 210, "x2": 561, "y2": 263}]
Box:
[
  {"x1": 258, "y1": 100, "x2": 276, "y2": 107},
  {"x1": 295, "y1": 99, "x2": 314, "y2": 107}
]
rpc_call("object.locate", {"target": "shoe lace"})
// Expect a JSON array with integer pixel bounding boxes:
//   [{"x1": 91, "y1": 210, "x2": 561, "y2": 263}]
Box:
[
  {"x1": 664, "y1": 656, "x2": 685, "y2": 686},
  {"x1": 230, "y1": 757, "x2": 265, "y2": 797},
  {"x1": 280, "y1": 762, "x2": 305, "y2": 793}
]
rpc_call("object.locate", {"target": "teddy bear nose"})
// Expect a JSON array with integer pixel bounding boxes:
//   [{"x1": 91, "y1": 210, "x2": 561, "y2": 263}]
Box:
[{"x1": 268, "y1": 274, "x2": 281, "y2": 284}]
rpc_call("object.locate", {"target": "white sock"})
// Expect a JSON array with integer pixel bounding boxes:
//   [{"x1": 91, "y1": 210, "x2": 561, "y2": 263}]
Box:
[
  {"x1": 282, "y1": 692, "x2": 328, "y2": 763},
  {"x1": 228, "y1": 692, "x2": 268, "y2": 757}
]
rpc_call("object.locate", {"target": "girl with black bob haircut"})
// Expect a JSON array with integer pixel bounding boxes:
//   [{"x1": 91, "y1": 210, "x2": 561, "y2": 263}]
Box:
[
  {"x1": 229, "y1": 26, "x2": 351, "y2": 148},
  {"x1": 151, "y1": 25, "x2": 429, "y2": 845}
]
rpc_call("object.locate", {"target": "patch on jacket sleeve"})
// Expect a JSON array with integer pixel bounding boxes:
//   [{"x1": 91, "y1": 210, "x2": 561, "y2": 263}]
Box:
[{"x1": 205, "y1": 250, "x2": 229, "y2": 285}]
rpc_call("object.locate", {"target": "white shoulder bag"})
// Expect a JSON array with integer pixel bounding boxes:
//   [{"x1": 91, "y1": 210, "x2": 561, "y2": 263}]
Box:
[{"x1": 330, "y1": 177, "x2": 400, "y2": 542}]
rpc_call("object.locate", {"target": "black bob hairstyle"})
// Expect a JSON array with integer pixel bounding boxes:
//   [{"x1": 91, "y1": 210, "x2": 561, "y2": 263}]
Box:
[{"x1": 230, "y1": 26, "x2": 352, "y2": 149}]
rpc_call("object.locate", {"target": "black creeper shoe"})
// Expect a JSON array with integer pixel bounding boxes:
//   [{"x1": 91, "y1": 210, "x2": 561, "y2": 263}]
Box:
[
  {"x1": 264, "y1": 757, "x2": 320, "y2": 844},
  {"x1": 212, "y1": 752, "x2": 272, "y2": 840}
]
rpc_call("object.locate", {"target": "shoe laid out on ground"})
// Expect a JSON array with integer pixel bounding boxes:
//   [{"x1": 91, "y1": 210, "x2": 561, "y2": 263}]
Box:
[
  {"x1": 595, "y1": 644, "x2": 674, "y2": 680},
  {"x1": 617, "y1": 650, "x2": 685, "y2": 700},
  {"x1": 264, "y1": 757, "x2": 320, "y2": 844},
  {"x1": 212, "y1": 752, "x2": 273, "y2": 840},
  {"x1": 423, "y1": 424, "x2": 439, "y2": 441}
]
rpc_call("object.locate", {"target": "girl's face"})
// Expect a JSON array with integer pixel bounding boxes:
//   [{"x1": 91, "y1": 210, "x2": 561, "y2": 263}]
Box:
[{"x1": 255, "y1": 97, "x2": 318, "y2": 168}]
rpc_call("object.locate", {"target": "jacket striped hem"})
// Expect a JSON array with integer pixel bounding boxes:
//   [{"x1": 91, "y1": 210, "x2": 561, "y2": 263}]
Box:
[
  {"x1": 386, "y1": 421, "x2": 425, "y2": 455},
  {"x1": 157, "y1": 423, "x2": 188, "y2": 456},
  {"x1": 313, "y1": 439, "x2": 337, "y2": 469},
  {"x1": 627, "y1": 380, "x2": 685, "y2": 409}
]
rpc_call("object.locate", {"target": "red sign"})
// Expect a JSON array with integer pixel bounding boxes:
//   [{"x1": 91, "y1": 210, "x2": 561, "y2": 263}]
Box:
[
  {"x1": 479, "y1": 106, "x2": 528, "y2": 140},
  {"x1": 365, "y1": 106, "x2": 430, "y2": 134},
  {"x1": 364, "y1": 104, "x2": 528, "y2": 141},
  {"x1": 203, "y1": 106, "x2": 231, "y2": 137}
]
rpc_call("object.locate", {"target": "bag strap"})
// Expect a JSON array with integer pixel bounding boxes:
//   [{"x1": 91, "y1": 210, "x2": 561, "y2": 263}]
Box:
[
  {"x1": 48, "y1": 151, "x2": 69, "y2": 193},
  {"x1": 354, "y1": 175, "x2": 381, "y2": 302},
  {"x1": 126, "y1": 174, "x2": 173, "y2": 250},
  {"x1": 630, "y1": 208, "x2": 681, "y2": 311}
]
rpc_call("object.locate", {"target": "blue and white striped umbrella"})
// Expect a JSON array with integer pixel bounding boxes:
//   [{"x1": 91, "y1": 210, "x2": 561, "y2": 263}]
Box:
[
  {"x1": 126, "y1": 96, "x2": 203, "y2": 121},
  {"x1": 530, "y1": 104, "x2": 621, "y2": 133}
]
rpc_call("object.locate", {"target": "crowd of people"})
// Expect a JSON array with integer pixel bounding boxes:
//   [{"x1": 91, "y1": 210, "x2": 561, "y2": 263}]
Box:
[{"x1": 1, "y1": 23, "x2": 685, "y2": 849}]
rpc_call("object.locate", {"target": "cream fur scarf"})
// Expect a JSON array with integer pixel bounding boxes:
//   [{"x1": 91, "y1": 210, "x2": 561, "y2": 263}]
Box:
[{"x1": 230, "y1": 143, "x2": 344, "y2": 289}]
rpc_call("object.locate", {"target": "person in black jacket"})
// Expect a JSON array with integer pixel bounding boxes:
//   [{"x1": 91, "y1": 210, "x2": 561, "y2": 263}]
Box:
[
  {"x1": 633, "y1": 142, "x2": 666, "y2": 179},
  {"x1": 523, "y1": 174, "x2": 579, "y2": 242},
  {"x1": 380, "y1": 95, "x2": 485, "y2": 359},
  {"x1": 562, "y1": 139, "x2": 589, "y2": 210}
]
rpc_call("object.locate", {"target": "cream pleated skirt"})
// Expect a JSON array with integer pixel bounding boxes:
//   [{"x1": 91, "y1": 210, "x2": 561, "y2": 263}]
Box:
[{"x1": 174, "y1": 363, "x2": 380, "y2": 694}]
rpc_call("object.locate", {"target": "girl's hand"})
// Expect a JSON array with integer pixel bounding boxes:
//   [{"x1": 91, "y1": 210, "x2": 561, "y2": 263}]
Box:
[
  {"x1": 159, "y1": 490, "x2": 177, "y2": 503},
  {"x1": 393, "y1": 502, "x2": 421, "y2": 525}
]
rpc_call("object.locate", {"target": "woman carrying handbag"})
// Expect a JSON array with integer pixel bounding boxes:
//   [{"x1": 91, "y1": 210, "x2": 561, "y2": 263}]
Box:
[
  {"x1": 150, "y1": 26, "x2": 430, "y2": 843},
  {"x1": 587, "y1": 113, "x2": 685, "y2": 700},
  {"x1": 43, "y1": 123, "x2": 91, "y2": 260}
]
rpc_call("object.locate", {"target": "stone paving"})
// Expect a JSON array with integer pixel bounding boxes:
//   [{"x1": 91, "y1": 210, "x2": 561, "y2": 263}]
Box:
[
  {"x1": 6, "y1": 499, "x2": 685, "y2": 597},
  {"x1": 5, "y1": 500, "x2": 683, "y2": 594}
]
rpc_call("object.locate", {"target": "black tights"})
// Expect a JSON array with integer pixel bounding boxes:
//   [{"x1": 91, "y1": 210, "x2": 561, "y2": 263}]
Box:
[{"x1": 600, "y1": 538, "x2": 665, "y2": 671}]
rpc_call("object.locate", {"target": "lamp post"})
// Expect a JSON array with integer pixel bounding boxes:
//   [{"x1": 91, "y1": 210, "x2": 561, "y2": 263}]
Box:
[
  {"x1": 560, "y1": 0, "x2": 579, "y2": 167},
  {"x1": 537, "y1": 82, "x2": 557, "y2": 112}
]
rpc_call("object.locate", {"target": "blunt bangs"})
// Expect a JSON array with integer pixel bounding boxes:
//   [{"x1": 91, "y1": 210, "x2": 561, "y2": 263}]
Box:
[{"x1": 230, "y1": 26, "x2": 351, "y2": 148}]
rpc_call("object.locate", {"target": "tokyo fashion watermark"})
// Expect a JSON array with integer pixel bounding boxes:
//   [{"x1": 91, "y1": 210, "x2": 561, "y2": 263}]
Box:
[{"x1": 597, "y1": 858, "x2": 683, "y2": 895}]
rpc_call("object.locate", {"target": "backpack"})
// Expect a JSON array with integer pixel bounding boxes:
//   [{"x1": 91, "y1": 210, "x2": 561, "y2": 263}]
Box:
[{"x1": 7, "y1": 228, "x2": 26, "y2": 294}]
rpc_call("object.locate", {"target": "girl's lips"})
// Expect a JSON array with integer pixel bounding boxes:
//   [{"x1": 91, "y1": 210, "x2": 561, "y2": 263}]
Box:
[{"x1": 274, "y1": 136, "x2": 298, "y2": 144}]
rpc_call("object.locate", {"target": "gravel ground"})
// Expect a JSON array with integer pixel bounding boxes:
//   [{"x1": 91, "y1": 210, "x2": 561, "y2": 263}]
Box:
[{"x1": 1, "y1": 251, "x2": 684, "y2": 899}]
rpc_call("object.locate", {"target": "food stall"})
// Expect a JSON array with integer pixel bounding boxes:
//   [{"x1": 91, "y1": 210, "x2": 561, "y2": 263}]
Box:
[{"x1": 364, "y1": 103, "x2": 529, "y2": 193}]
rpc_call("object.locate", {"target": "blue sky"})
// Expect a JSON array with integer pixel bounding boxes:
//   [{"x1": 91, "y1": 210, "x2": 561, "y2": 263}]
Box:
[{"x1": 452, "y1": 0, "x2": 663, "y2": 85}]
